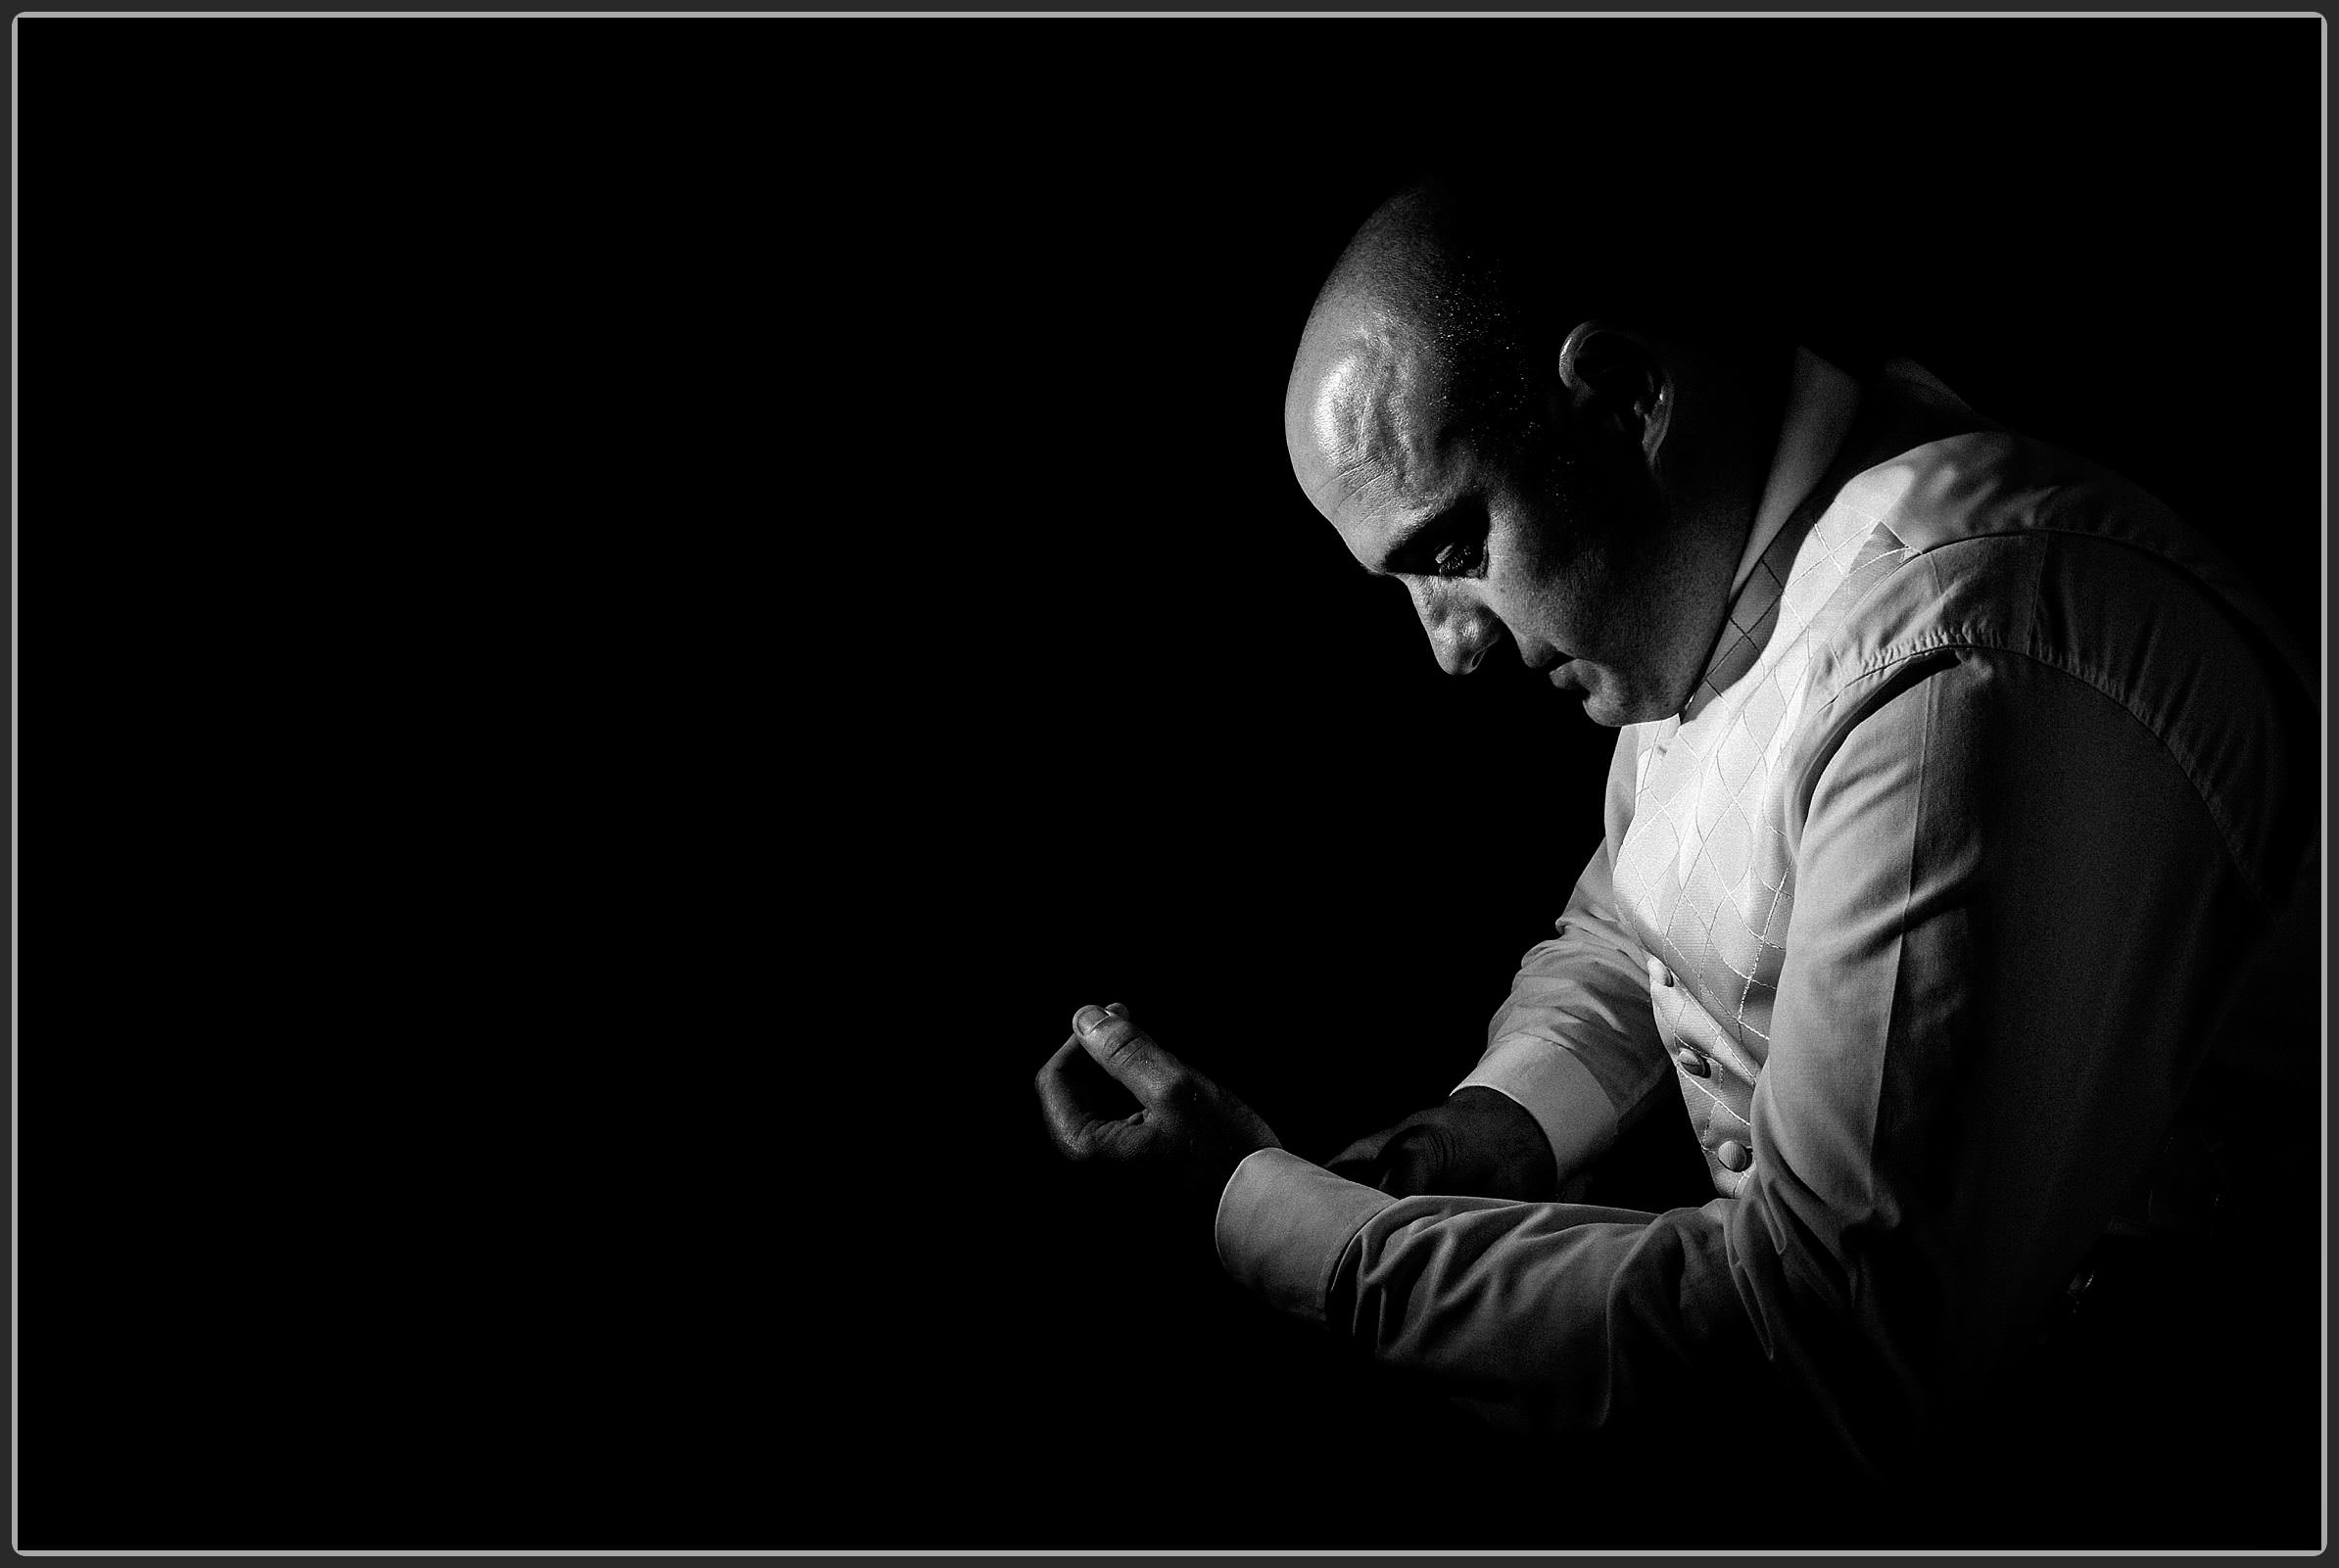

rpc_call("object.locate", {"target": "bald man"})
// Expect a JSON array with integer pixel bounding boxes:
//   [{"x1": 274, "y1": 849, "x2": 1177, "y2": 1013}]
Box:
[{"x1": 1035, "y1": 185, "x2": 2316, "y2": 1544}]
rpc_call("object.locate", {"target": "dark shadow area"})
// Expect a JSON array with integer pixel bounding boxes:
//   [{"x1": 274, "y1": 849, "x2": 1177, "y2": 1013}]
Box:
[{"x1": 26, "y1": 16, "x2": 2322, "y2": 1552}]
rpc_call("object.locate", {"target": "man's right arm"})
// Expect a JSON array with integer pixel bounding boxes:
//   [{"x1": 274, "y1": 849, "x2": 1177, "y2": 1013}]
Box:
[{"x1": 1331, "y1": 734, "x2": 1674, "y2": 1199}]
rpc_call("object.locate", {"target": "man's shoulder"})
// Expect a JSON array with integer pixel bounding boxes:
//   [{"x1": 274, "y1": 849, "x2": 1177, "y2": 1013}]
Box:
[
  {"x1": 1821, "y1": 428, "x2": 2297, "y2": 684},
  {"x1": 1799, "y1": 429, "x2": 2313, "y2": 905},
  {"x1": 1841, "y1": 428, "x2": 2198, "y2": 567}
]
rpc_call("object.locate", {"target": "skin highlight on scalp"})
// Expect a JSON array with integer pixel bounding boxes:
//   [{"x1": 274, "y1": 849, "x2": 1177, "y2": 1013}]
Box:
[{"x1": 1289, "y1": 304, "x2": 1451, "y2": 536}]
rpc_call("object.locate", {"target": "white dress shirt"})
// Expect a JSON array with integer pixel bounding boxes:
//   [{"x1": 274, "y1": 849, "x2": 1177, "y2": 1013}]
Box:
[{"x1": 1212, "y1": 353, "x2": 2316, "y2": 1472}]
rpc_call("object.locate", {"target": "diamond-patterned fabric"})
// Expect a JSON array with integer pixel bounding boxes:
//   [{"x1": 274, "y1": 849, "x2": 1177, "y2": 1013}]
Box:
[{"x1": 1611, "y1": 497, "x2": 1911, "y2": 1197}]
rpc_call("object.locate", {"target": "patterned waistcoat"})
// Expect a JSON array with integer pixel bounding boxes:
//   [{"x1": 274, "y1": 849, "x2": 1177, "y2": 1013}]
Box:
[{"x1": 1608, "y1": 492, "x2": 1912, "y2": 1198}]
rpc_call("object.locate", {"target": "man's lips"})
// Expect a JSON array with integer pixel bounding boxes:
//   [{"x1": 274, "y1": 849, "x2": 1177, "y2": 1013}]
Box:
[{"x1": 1546, "y1": 659, "x2": 1587, "y2": 693}]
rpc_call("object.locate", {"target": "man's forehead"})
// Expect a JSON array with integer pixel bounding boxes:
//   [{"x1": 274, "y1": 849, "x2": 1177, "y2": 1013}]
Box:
[
  {"x1": 1289, "y1": 311, "x2": 1454, "y2": 515},
  {"x1": 1309, "y1": 352, "x2": 1373, "y2": 467}
]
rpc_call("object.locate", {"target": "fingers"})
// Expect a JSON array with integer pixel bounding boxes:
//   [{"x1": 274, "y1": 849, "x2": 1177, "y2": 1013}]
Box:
[
  {"x1": 1068, "y1": 1003, "x2": 1183, "y2": 1104},
  {"x1": 1034, "y1": 1035, "x2": 1093, "y2": 1155},
  {"x1": 1034, "y1": 1033, "x2": 1147, "y2": 1162}
]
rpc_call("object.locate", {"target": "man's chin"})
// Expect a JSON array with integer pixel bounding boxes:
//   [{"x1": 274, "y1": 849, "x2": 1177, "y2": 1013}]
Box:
[
  {"x1": 1574, "y1": 679, "x2": 1677, "y2": 729},
  {"x1": 1548, "y1": 660, "x2": 1679, "y2": 727},
  {"x1": 1576, "y1": 693, "x2": 1636, "y2": 728}
]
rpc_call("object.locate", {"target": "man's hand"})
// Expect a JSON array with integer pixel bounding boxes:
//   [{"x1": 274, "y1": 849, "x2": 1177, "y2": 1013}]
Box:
[
  {"x1": 1325, "y1": 1085, "x2": 1558, "y2": 1200},
  {"x1": 1034, "y1": 1004, "x2": 1280, "y2": 1217}
]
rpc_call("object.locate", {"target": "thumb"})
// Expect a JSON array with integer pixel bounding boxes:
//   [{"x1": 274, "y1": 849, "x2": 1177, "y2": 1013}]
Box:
[
  {"x1": 1326, "y1": 1125, "x2": 1396, "y2": 1175},
  {"x1": 1070, "y1": 1004, "x2": 1182, "y2": 1105}
]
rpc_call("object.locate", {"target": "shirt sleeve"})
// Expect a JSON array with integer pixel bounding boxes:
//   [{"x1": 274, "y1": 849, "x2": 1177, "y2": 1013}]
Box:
[
  {"x1": 1215, "y1": 647, "x2": 2284, "y2": 1469},
  {"x1": 1454, "y1": 731, "x2": 1674, "y2": 1188}
]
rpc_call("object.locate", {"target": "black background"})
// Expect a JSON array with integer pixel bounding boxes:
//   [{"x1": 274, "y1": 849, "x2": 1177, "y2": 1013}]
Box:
[{"x1": 26, "y1": 15, "x2": 2324, "y2": 1551}]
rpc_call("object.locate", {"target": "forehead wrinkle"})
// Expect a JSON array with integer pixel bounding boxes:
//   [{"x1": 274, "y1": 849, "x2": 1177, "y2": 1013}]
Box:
[{"x1": 1313, "y1": 326, "x2": 1441, "y2": 499}]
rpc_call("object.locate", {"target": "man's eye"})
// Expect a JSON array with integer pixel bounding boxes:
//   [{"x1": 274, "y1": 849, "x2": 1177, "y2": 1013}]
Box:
[{"x1": 1432, "y1": 539, "x2": 1485, "y2": 578}]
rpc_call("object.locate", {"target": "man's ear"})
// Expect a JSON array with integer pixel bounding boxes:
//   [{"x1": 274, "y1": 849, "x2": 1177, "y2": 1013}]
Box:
[{"x1": 1555, "y1": 320, "x2": 1673, "y2": 462}]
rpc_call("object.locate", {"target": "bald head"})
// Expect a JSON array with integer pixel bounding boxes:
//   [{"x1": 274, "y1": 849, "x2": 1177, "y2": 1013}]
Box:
[
  {"x1": 1285, "y1": 187, "x2": 1540, "y2": 515},
  {"x1": 1284, "y1": 187, "x2": 1542, "y2": 556},
  {"x1": 1285, "y1": 177, "x2": 1789, "y2": 483},
  {"x1": 1286, "y1": 295, "x2": 1446, "y2": 529},
  {"x1": 1279, "y1": 180, "x2": 1792, "y2": 723}
]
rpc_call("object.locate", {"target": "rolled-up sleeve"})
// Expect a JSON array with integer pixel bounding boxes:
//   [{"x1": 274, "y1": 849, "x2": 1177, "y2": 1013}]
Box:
[{"x1": 1215, "y1": 646, "x2": 2281, "y2": 1469}]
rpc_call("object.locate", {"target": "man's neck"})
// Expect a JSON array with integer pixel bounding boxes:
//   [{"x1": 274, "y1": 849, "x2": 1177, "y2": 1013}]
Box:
[{"x1": 1728, "y1": 346, "x2": 1864, "y2": 602}]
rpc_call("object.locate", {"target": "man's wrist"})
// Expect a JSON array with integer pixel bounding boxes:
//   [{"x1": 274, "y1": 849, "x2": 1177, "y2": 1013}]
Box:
[
  {"x1": 1454, "y1": 1044, "x2": 1619, "y2": 1193},
  {"x1": 1447, "y1": 1084, "x2": 1560, "y2": 1197}
]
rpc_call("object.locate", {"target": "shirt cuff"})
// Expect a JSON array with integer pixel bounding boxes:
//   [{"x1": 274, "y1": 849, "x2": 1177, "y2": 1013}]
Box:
[
  {"x1": 1453, "y1": 1034, "x2": 1619, "y2": 1182},
  {"x1": 1213, "y1": 1147, "x2": 1394, "y2": 1326}
]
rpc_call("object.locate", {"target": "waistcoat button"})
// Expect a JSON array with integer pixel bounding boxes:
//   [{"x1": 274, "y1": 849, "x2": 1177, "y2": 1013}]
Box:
[
  {"x1": 1716, "y1": 1139, "x2": 1751, "y2": 1172},
  {"x1": 1673, "y1": 1047, "x2": 1710, "y2": 1077}
]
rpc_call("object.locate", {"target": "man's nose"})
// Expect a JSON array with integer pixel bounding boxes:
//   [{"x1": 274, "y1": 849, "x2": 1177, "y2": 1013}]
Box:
[{"x1": 1408, "y1": 580, "x2": 1501, "y2": 676}]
